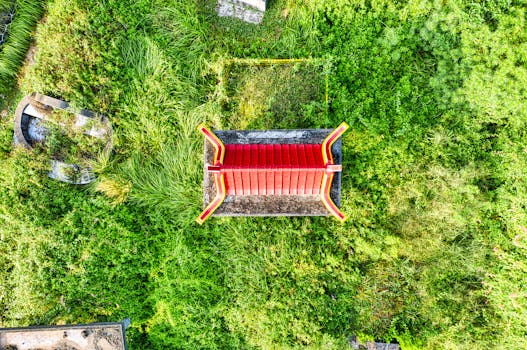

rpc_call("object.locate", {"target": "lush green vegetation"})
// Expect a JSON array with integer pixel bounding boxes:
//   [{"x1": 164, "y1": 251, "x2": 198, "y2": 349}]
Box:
[
  {"x1": 1, "y1": 0, "x2": 527, "y2": 348},
  {"x1": 0, "y1": 0, "x2": 43, "y2": 99}
]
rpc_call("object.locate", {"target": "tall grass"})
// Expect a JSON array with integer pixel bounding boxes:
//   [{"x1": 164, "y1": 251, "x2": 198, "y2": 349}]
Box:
[
  {"x1": 0, "y1": 0, "x2": 43, "y2": 102},
  {"x1": 119, "y1": 138, "x2": 202, "y2": 228},
  {"x1": 217, "y1": 218, "x2": 359, "y2": 348},
  {"x1": 148, "y1": 0, "x2": 212, "y2": 82}
]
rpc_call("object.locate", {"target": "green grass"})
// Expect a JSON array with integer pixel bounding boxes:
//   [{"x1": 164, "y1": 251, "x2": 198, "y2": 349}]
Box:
[
  {"x1": 219, "y1": 59, "x2": 330, "y2": 129},
  {"x1": 0, "y1": 0, "x2": 43, "y2": 103},
  {"x1": 1, "y1": 0, "x2": 527, "y2": 349}
]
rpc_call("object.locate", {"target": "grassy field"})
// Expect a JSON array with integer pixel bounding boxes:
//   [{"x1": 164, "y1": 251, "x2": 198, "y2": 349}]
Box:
[
  {"x1": 0, "y1": 0, "x2": 43, "y2": 99},
  {"x1": 1, "y1": 0, "x2": 527, "y2": 349}
]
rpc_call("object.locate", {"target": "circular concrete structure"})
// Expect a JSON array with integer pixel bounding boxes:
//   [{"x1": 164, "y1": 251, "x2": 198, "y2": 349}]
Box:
[{"x1": 14, "y1": 93, "x2": 112, "y2": 184}]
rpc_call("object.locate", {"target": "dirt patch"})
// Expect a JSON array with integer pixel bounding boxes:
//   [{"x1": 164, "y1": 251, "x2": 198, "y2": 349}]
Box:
[{"x1": 23, "y1": 43, "x2": 38, "y2": 67}]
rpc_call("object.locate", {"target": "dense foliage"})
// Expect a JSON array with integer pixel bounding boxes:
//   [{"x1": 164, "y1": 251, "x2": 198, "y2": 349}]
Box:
[
  {"x1": 1, "y1": 0, "x2": 526, "y2": 349},
  {"x1": 0, "y1": 0, "x2": 43, "y2": 99}
]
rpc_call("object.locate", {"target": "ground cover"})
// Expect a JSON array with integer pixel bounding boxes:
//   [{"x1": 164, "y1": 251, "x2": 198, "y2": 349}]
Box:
[
  {"x1": 217, "y1": 58, "x2": 330, "y2": 129},
  {"x1": 0, "y1": 0, "x2": 527, "y2": 349},
  {"x1": 0, "y1": 0, "x2": 43, "y2": 100}
]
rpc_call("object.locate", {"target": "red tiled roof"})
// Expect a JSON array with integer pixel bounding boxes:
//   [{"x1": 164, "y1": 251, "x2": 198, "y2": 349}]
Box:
[{"x1": 220, "y1": 144, "x2": 325, "y2": 195}]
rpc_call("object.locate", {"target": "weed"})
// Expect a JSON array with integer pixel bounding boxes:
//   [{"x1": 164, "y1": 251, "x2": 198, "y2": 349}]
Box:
[{"x1": 95, "y1": 175, "x2": 131, "y2": 205}]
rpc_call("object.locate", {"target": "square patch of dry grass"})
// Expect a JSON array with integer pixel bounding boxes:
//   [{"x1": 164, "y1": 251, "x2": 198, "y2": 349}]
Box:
[{"x1": 217, "y1": 59, "x2": 330, "y2": 129}]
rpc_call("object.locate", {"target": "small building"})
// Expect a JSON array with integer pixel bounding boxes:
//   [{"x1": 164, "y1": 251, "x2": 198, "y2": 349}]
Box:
[{"x1": 197, "y1": 123, "x2": 348, "y2": 223}]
